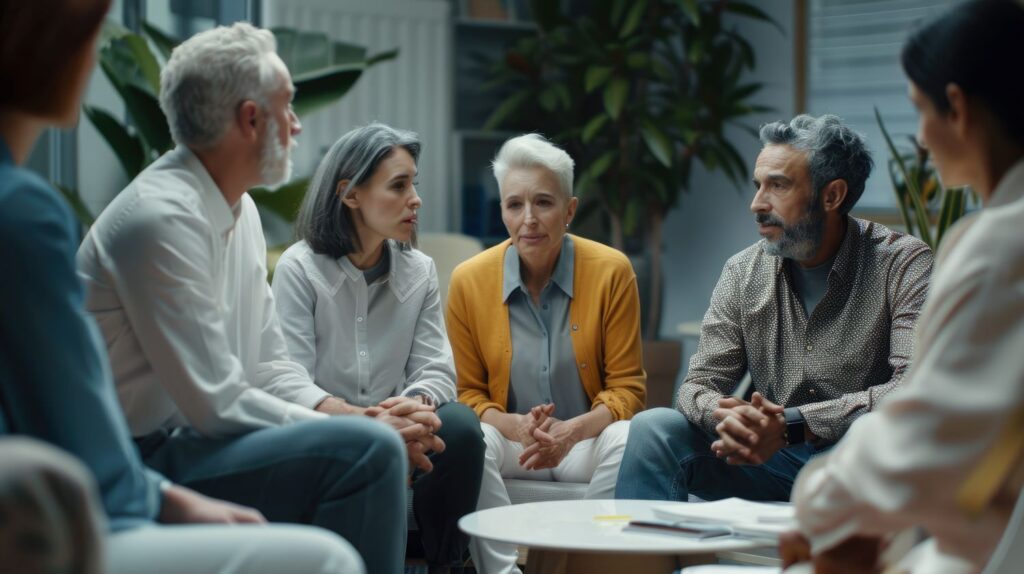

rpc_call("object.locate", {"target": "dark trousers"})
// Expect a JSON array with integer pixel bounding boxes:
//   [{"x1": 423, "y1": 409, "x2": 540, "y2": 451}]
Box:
[
  {"x1": 411, "y1": 402, "x2": 485, "y2": 567},
  {"x1": 137, "y1": 416, "x2": 408, "y2": 574}
]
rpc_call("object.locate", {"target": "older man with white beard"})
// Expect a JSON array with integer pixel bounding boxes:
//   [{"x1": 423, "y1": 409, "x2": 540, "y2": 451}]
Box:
[
  {"x1": 76, "y1": 23, "x2": 410, "y2": 574},
  {"x1": 616, "y1": 114, "x2": 934, "y2": 503}
]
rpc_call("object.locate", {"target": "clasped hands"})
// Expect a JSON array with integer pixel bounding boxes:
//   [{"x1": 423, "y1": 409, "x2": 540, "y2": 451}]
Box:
[
  {"x1": 711, "y1": 391, "x2": 786, "y2": 465},
  {"x1": 514, "y1": 403, "x2": 581, "y2": 471},
  {"x1": 317, "y1": 395, "x2": 444, "y2": 472}
]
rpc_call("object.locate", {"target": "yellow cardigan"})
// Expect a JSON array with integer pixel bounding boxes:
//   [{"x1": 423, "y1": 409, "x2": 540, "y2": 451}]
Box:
[{"x1": 446, "y1": 234, "x2": 646, "y2": 421}]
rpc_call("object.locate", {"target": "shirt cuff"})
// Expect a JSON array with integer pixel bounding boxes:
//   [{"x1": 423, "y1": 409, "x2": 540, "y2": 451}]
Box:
[{"x1": 291, "y1": 386, "x2": 333, "y2": 412}]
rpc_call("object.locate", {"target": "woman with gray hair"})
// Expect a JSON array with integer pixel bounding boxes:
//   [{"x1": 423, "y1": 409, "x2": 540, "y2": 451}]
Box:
[
  {"x1": 272, "y1": 123, "x2": 486, "y2": 571},
  {"x1": 446, "y1": 134, "x2": 646, "y2": 572}
]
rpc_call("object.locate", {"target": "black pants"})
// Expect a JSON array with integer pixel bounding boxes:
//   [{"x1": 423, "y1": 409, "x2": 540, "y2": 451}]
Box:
[{"x1": 412, "y1": 402, "x2": 485, "y2": 566}]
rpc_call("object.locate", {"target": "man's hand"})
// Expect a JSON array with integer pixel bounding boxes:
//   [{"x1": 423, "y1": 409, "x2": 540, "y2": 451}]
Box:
[
  {"x1": 711, "y1": 392, "x2": 786, "y2": 465},
  {"x1": 159, "y1": 484, "x2": 266, "y2": 524},
  {"x1": 314, "y1": 396, "x2": 363, "y2": 415},
  {"x1": 366, "y1": 396, "x2": 445, "y2": 473}
]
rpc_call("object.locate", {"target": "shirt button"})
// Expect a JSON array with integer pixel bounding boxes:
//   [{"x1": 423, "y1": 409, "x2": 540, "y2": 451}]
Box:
[
  {"x1": 356, "y1": 316, "x2": 364, "y2": 322},
  {"x1": 805, "y1": 344, "x2": 813, "y2": 351},
  {"x1": 359, "y1": 351, "x2": 367, "y2": 357},
  {"x1": 542, "y1": 304, "x2": 549, "y2": 311},
  {"x1": 809, "y1": 388, "x2": 817, "y2": 396},
  {"x1": 542, "y1": 366, "x2": 548, "y2": 372}
]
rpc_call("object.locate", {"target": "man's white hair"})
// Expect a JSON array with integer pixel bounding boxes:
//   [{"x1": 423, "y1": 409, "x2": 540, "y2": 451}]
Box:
[
  {"x1": 492, "y1": 133, "x2": 575, "y2": 198},
  {"x1": 159, "y1": 22, "x2": 280, "y2": 149}
]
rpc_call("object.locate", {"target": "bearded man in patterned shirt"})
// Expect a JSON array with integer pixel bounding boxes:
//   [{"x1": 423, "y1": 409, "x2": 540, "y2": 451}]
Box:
[{"x1": 616, "y1": 114, "x2": 933, "y2": 502}]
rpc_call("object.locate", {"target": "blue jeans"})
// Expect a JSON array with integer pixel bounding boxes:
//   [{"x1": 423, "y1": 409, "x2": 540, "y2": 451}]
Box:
[
  {"x1": 615, "y1": 408, "x2": 828, "y2": 501},
  {"x1": 136, "y1": 417, "x2": 407, "y2": 574}
]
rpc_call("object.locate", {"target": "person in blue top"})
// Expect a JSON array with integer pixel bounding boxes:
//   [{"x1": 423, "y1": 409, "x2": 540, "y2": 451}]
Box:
[{"x1": 0, "y1": 0, "x2": 364, "y2": 572}]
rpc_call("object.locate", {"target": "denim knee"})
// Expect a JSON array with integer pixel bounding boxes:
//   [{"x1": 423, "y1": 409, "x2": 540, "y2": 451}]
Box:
[{"x1": 628, "y1": 408, "x2": 706, "y2": 455}]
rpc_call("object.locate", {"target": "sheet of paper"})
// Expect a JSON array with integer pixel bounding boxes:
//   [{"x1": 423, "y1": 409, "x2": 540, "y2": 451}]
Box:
[{"x1": 652, "y1": 498, "x2": 796, "y2": 537}]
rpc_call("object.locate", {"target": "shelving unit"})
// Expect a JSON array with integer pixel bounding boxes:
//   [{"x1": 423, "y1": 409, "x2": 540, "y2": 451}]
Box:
[{"x1": 449, "y1": 0, "x2": 537, "y2": 245}]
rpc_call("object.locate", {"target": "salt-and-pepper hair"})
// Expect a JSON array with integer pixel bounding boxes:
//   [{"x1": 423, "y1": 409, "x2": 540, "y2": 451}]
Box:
[
  {"x1": 295, "y1": 122, "x2": 421, "y2": 258},
  {"x1": 492, "y1": 133, "x2": 575, "y2": 199},
  {"x1": 759, "y1": 114, "x2": 874, "y2": 214},
  {"x1": 160, "y1": 22, "x2": 281, "y2": 149}
]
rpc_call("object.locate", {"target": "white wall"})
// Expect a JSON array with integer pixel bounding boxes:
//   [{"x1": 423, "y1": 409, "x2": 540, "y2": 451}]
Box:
[{"x1": 659, "y1": 2, "x2": 797, "y2": 378}]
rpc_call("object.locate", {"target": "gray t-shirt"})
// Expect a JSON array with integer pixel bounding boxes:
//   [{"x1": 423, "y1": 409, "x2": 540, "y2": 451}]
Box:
[
  {"x1": 362, "y1": 245, "x2": 391, "y2": 285},
  {"x1": 502, "y1": 236, "x2": 590, "y2": 420},
  {"x1": 787, "y1": 253, "x2": 836, "y2": 317}
]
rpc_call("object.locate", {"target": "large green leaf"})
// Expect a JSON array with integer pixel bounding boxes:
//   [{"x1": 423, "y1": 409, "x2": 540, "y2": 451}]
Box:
[
  {"x1": 292, "y1": 64, "x2": 364, "y2": 118},
  {"x1": 582, "y1": 113, "x2": 609, "y2": 143},
  {"x1": 723, "y1": 1, "x2": 785, "y2": 35},
  {"x1": 366, "y1": 48, "x2": 400, "y2": 67},
  {"x1": 83, "y1": 106, "x2": 145, "y2": 178},
  {"x1": 483, "y1": 90, "x2": 533, "y2": 131},
  {"x1": 249, "y1": 178, "x2": 310, "y2": 223},
  {"x1": 620, "y1": 0, "x2": 648, "y2": 38},
  {"x1": 603, "y1": 78, "x2": 629, "y2": 121},
  {"x1": 122, "y1": 83, "x2": 173, "y2": 154},
  {"x1": 585, "y1": 66, "x2": 613, "y2": 93},
  {"x1": 121, "y1": 34, "x2": 162, "y2": 94},
  {"x1": 640, "y1": 122, "x2": 672, "y2": 167},
  {"x1": 142, "y1": 21, "x2": 178, "y2": 61}
]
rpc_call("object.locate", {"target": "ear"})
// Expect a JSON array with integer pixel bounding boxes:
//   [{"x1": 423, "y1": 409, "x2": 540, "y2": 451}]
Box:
[
  {"x1": 821, "y1": 179, "x2": 848, "y2": 213},
  {"x1": 945, "y1": 83, "x2": 970, "y2": 138},
  {"x1": 565, "y1": 196, "x2": 579, "y2": 226},
  {"x1": 337, "y1": 180, "x2": 359, "y2": 209},
  {"x1": 237, "y1": 100, "x2": 261, "y2": 142}
]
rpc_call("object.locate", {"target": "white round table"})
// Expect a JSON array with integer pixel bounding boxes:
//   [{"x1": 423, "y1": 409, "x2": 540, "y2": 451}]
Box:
[{"x1": 459, "y1": 499, "x2": 773, "y2": 574}]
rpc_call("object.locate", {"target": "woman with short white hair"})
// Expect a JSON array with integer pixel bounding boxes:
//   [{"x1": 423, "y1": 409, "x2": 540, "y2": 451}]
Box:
[{"x1": 447, "y1": 134, "x2": 646, "y2": 572}]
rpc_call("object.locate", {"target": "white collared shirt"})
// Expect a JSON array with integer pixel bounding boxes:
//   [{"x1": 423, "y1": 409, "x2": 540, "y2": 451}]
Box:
[
  {"x1": 792, "y1": 159, "x2": 1024, "y2": 570},
  {"x1": 77, "y1": 146, "x2": 328, "y2": 438},
  {"x1": 271, "y1": 239, "x2": 456, "y2": 407}
]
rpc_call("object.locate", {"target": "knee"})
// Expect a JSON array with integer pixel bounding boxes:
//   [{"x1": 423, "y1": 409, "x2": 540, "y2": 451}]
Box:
[
  {"x1": 436, "y1": 403, "x2": 485, "y2": 463},
  {"x1": 599, "y1": 420, "x2": 631, "y2": 448},
  {"x1": 303, "y1": 417, "x2": 407, "y2": 478},
  {"x1": 627, "y1": 408, "x2": 701, "y2": 450}
]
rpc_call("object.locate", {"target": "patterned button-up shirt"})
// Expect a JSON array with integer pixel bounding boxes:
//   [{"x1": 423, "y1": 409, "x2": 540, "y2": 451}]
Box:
[{"x1": 676, "y1": 217, "x2": 933, "y2": 443}]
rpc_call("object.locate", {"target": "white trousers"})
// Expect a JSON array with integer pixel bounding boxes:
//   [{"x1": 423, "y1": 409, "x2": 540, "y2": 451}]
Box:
[
  {"x1": 108, "y1": 523, "x2": 364, "y2": 574},
  {"x1": 469, "y1": 420, "x2": 631, "y2": 574},
  {"x1": 0, "y1": 437, "x2": 364, "y2": 574}
]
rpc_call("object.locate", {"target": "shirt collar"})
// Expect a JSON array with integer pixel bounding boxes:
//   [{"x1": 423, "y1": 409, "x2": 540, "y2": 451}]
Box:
[
  {"x1": 502, "y1": 234, "x2": 575, "y2": 302},
  {"x1": 172, "y1": 145, "x2": 238, "y2": 238},
  {"x1": 334, "y1": 240, "x2": 422, "y2": 301},
  {"x1": 772, "y1": 215, "x2": 859, "y2": 284},
  {"x1": 989, "y1": 159, "x2": 1024, "y2": 209}
]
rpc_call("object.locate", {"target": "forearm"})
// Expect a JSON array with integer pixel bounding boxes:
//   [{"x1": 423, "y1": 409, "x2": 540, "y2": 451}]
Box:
[
  {"x1": 481, "y1": 408, "x2": 520, "y2": 437},
  {"x1": 566, "y1": 404, "x2": 614, "y2": 441}
]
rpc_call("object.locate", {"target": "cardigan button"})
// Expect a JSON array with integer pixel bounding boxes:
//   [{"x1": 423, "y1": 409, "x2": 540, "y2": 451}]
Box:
[
  {"x1": 572, "y1": 324, "x2": 579, "y2": 331},
  {"x1": 581, "y1": 363, "x2": 587, "y2": 369}
]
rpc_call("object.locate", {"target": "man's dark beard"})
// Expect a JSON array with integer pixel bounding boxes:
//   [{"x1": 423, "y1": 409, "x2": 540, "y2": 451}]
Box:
[{"x1": 758, "y1": 199, "x2": 825, "y2": 261}]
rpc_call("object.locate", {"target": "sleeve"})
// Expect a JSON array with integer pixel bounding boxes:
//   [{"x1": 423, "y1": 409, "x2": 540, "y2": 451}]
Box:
[
  {"x1": 591, "y1": 262, "x2": 646, "y2": 420},
  {"x1": 447, "y1": 266, "x2": 504, "y2": 417},
  {"x1": 400, "y1": 259, "x2": 457, "y2": 405},
  {"x1": 798, "y1": 246, "x2": 933, "y2": 442},
  {"x1": 269, "y1": 251, "x2": 320, "y2": 380},
  {"x1": 247, "y1": 227, "x2": 329, "y2": 410},
  {"x1": 101, "y1": 202, "x2": 324, "y2": 438},
  {"x1": 675, "y1": 260, "x2": 747, "y2": 435},
  {"x1": 792, "y1": 247, "x2": 1024, "y2": 555},
  {"x1": 0, "y1": 184, "x2": 162, "y2": 525}
]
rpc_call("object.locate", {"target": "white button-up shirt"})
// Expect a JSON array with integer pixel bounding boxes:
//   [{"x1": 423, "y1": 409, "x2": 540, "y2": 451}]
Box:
[
  {"x1": 77, "y1": 146, "x2": 328, "y2": 438},
  {"x1": 271, "y1": 239, "x2": 456, "y2": 407},
  {"x1": 792, "y1": 159, "x2": 1024, "y2": 570}
]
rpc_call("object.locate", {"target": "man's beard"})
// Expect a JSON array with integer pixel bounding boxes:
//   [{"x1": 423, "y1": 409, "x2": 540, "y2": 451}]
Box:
[
  {"x1": 259, "y1": 115, "x2": 295, "y2": 187},
  {"x1": 757, "y1": 199, "x2": 826, "y2": 261}
]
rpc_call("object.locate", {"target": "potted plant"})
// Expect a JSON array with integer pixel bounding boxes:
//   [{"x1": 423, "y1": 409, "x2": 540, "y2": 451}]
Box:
[
  {"x1": 874, "y1": 107, "x2": 973, "y2": 249},
  {"x1": 479, "y1": 0, "x2": 778, "y2": 406}
]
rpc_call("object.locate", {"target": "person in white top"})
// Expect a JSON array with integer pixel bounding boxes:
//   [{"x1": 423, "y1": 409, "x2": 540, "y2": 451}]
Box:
[
  {"x1": 779, "y1": 1, "x2": 1024, "y2": 572},
  {"x1": 75, "y1": 23, "x2": 409, "y2": 574},
  {"x1": 272, "y1": 123, "x2": 487, "y2": 572}
]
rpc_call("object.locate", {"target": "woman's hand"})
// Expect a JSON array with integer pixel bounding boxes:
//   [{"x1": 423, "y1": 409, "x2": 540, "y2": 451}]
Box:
[{"x1": 518, "y1": 407, "x2": 579, "y2": 470}]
